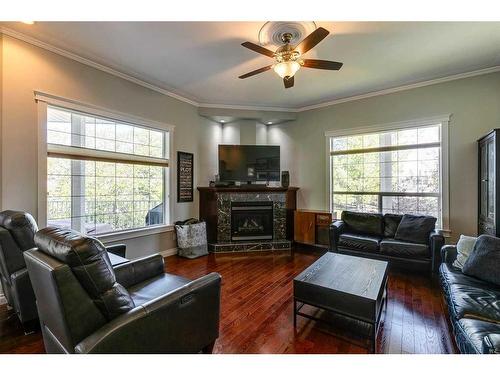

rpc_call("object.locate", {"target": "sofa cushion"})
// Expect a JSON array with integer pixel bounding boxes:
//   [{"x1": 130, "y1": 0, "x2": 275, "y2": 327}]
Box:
[
  {"x1": 463, "y1": 235, "x2": 500, "y2": 287},
  {"x1": 379, "y1": 239, "x2": 429, "y2": 258},
  {"x1": 394, "y1": 214, "x2": 436, "y2": 244},
  {"x1": 338, "y1": 233, "x2": 381, "y2": 252},
  {"x1": 439, "y1": 263, "x2": 492, "y2": 295},
  {"x1": 341, "y1": 211, "x2": 384, "y2": 236},
  {"x1": 446, "y1": 282, "x2": 500, "y2": 323},
  {"x1": 35, "y1": 227, "x2": 135, "y2": 321},
  {"x1": 455, "y1": 318, "x2": 500, "y2": 354},
  {"x1": 383, "y1": 214, "x2": 403, "y2": 238},
  {"x1": 453, "y1": 235, "x2": 477, "y2": 270},
  {"x1": 128, "y1": 273, "x2": 191, "y2": 306}
]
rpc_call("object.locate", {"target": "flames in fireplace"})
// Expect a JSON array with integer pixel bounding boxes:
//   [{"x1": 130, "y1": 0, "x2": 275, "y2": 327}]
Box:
[
  {"x1": 238, "y1": 218, "x2": 264, "y2": 232},
  {"x1": 231, "y1": 202, "x2": 273, "y2": 241}
]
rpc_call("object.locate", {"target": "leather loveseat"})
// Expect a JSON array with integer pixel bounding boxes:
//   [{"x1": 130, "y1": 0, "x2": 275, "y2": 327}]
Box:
[
  {"x1": 439, "y1": 244, "x2": 500, "y2": 354},
  {"x1": 329, "y1": 211, "x2": 444, "y2": 272},
  {"x1": 24, "y1": 226, "x2": 221, "y2": 353}
]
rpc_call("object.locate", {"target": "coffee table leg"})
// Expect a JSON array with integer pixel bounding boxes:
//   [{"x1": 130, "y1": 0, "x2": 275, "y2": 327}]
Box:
[
  {"x1": 293, "y1": 299, "x2": 297, "y2": 328},
  {"x1": 371, "y1": 324, "x2": 376, "y2": 353}
]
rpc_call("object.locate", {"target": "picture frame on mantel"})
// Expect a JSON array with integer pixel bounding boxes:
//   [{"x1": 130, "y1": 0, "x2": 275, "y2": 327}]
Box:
[{"x1": 177, "y1": 151, "x2": 194, "y2": 202}]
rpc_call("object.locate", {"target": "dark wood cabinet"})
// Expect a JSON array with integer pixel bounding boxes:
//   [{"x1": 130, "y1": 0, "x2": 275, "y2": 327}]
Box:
[
  {"x1": 478, "y1": 129, "x2": 500, "y2": 236},
  {"x1": 294, "y1": 210, "x2": 332, "y2": 247}
]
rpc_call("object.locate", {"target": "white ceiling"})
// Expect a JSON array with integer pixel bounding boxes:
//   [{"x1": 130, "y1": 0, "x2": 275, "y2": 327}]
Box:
[{"x1": 3, "y1": 21, "x2": 500, "y2": 109}]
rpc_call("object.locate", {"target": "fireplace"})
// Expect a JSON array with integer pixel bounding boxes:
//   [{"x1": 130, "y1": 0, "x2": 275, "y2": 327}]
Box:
[{"x1": 231, "y1": 201, "x2": 273, "y2": 241}]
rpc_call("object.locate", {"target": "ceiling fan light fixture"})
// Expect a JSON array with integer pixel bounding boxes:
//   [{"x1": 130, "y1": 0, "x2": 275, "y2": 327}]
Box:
[{"x1": 273, "y1": 61, "x2": 301, "y2": 79}]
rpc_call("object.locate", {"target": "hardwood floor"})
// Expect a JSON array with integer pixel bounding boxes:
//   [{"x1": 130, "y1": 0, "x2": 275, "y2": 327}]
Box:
[{"x1": 0, "y1": 247, "x2": 456, "y2": 354}]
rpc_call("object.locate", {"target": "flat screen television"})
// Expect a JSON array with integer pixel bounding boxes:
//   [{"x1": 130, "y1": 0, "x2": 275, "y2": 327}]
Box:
[{"x1": 218, "y1": 145, "x2": 280, "y2": 182}]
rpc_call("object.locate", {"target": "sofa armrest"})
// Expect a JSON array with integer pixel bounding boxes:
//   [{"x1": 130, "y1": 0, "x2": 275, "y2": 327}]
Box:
[
  {"x1": 429, "y1": 230, "x2": 445, "y2": 273},
  {"x1": 105, "y1": 244, "x2": 126, "y2": 258},
  {"x1": 329, "y1": 220, "x2": 345, "y2": 252},
  {"x1": 482, "y1": 334, "x2": 500, "y2": 354},
  {"x1": 74, "y1": 272, "x2": 222, "y2": 354},
  {"x1": 440, "y1": 245, "x2": 458, "y2": 265},
  {"x1": 113, "y1": 254, "x2": 164, "y2": 288},
  {"x1": 10, "y1": 267, "x2": 38, "y2": 323}
]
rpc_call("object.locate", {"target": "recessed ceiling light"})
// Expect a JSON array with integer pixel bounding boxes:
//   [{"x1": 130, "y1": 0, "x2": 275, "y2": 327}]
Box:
[
  {"x1": 267, "y1": 121, "x2": 273, "y2": 125},
  {"x1": 21, "y1": 21, "x2": 35, "y2": 25},
  {"x1": 220, "y1": 120, "x2": 225, "y2": 123}
]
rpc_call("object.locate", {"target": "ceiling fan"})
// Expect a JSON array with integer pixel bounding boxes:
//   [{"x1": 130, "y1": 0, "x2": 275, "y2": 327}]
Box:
[{"x1": 238, "y1": 27, "x2": 343, "y2": 89}]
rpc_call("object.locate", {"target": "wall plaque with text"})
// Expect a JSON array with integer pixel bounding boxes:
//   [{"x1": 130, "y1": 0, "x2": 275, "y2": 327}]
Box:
[{"x1": 177, "y1": 151, "x2": 194, "y2": 202}]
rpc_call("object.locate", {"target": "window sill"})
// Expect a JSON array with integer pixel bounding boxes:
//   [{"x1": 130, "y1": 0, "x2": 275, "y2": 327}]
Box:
[{"x1": 97, "y1": 224, "x2": 174, "y2": 243}]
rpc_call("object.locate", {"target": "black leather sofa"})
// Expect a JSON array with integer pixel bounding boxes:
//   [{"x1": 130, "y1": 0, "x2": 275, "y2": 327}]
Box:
[
  {"x1": 24, "y1": 226, "x2": 221, "y2": 353},
  {"x1": 439, "y1": 244, "x2": 500, "y2": 354},
  {"x1": 329, "y1": 211, "x2": 444, "y2": 273}
]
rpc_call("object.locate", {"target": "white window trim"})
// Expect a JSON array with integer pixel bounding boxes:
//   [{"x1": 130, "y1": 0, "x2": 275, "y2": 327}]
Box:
[
  {"x1": 36, "y1": 91, "x2": 175, "y2": 240},
  {"x1": 325, "y1": 114, "x2": 451, "y2": 237}
]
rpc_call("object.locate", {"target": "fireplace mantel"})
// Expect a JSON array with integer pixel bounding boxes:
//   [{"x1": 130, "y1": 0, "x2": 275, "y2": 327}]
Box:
[
  {"x1": 198, "y1": 186, "x2": 298, "y2": 253},
  {"x1": 197, "y1": 186, "x2": 299, "y2": 193}
]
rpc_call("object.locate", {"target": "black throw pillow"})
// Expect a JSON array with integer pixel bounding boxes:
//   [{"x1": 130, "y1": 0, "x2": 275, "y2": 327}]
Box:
[
  {"x1": 394, "y1": 214, "x2": 436, "y2": 244},
  {"x1": 383, "y1": 214, "x2": 403, "y2": 237},
  {"x1": 462, "y1": 235, "x2": 500, "y2": 287}
]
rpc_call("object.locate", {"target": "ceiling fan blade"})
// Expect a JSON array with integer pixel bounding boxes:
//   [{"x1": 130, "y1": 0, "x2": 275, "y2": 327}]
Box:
[
  {"x1": 295, "y1": 27, "x2": 330, "y2": 55},
  {"x1": 241, "y1": 42, "x2": 275, "y2": 58},
  {"x1": 283, "y1": 76, "x2": 294, "y2": 89},
  {"x1": 238, "y1": 65, "x2": 273, "y2": 79},
  {"x1": 302, "y1": 59, "x2": 343, "y2": 70}
]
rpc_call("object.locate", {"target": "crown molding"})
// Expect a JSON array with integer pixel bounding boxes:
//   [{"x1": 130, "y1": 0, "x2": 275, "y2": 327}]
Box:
[
  {"x1": 0, "y1": 26, "x2": 199, "y2": 107},
  {"x1": 197, "y1": 102, "x2": 300, "y2": 113},
  {"x1": 298, "y1": 66, "x2": 500, "y2": 112},
  {"x1": 1, "y1": 26, "x2": 500, "y2": 114}
]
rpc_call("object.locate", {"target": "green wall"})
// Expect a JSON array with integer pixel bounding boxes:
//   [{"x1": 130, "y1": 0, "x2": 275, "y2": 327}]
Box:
[{"x1": 289, "y1": 72, "x2": 500, "y2": 241}]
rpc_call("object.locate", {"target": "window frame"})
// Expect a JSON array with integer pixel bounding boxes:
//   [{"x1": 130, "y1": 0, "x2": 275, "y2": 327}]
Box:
[
  {"x1": 325, "y1": 115, "x2": 451, "y2": 237},
  {"x1": 36, "y1": 91, "x2": 175, "y2": 242}
]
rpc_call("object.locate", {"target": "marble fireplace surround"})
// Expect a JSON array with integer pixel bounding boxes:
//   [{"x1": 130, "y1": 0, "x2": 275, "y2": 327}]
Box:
[
  {"x1": 198, "y1": 186, "x2": 298, "y2": 253},
  {"x1": 217, "y1": 192, "x2": 287, "y2": 242}
]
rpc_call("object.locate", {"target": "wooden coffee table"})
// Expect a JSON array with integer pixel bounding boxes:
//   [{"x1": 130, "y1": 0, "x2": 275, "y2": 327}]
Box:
[{"x1": 293, "y1": 252, "x2": 388, "y2": 353}]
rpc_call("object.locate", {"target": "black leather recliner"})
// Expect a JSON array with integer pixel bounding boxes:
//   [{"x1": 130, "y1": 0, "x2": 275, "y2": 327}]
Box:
[
  {"x1": 24, "y1": 226, "x2": 221, "y2": 353},
  {"x1": 439, "y1": 245, "x2": 500, "y2": 354},
  {"x1": 0, "y1": 210, "x2": 39, "y2": 328},
  {"x1": 0, "y1": 210, "x2": 127, "y2": 331}
]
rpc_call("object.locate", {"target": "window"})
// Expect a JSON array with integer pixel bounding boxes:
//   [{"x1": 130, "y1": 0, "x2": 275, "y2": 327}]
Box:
[
  {"x1": 45, "y1": 106, "x2": 170, "y2": 235},
  {"x1": 328, "y1": 122, "x2": 446, "y2": 228}
]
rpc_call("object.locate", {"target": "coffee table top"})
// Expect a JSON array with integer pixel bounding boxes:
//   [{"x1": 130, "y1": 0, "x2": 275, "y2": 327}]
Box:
[{"x1": 294, "y1": 252, "x2": 388, "y2": 301}]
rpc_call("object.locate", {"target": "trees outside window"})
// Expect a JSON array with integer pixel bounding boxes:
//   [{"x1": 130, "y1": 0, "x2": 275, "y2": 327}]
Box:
[
  {"x1": 46, "y1": 106, "x2": 169, "y2": 235},
  {"x1": 330, "y1": 125, "x2": 442, "y2": 226}
]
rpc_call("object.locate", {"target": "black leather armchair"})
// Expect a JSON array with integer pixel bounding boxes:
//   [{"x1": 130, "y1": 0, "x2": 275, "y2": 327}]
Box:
[
  {"x1": 24, "y1": 226, "x2": 221, "y2": 353},
  {"x1": 0, "y1": 210, "x2": 39, "y2": 329}
]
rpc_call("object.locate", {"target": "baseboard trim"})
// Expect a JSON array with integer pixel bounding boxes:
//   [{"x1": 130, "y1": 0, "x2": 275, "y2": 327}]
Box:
[
  {"x1": 0, "y1": 293, "x2": 7, "y2": 306},
  {"x1": 159, "y1": 247, "x2": 178, "y2": 258}
]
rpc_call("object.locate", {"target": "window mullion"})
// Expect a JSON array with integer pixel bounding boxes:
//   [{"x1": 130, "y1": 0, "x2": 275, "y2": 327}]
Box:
[{"x1": 330, "y1": 141, "x2": 440, "y2": 156}]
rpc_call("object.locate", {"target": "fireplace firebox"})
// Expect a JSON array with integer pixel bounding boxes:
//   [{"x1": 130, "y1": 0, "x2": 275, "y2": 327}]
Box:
[{"x1": 231, "y1": 201, "x2": 273, "y2": 241}]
